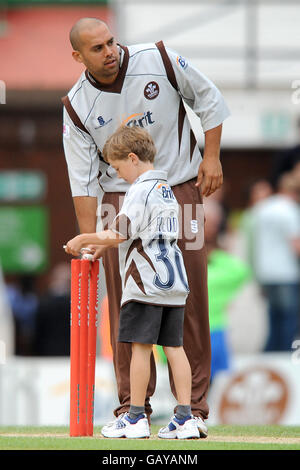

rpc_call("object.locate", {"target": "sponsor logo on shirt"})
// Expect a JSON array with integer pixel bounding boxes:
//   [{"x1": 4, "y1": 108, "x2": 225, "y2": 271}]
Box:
[
  {"x1": 157, "y1": 183, "x2": 175, "y2": 200},
  {"x1": 176, "y1": 55, "x2": 188, "y2": 70},
  {"x1": 95, "y1": 115, "x2": 113, "y2": 129},
  {"x1": 144, "y1": 81, "x2": 160, "y2": 100},
  {"x1": 121, "y1": 111, "x2": 155, "y2": 128}
]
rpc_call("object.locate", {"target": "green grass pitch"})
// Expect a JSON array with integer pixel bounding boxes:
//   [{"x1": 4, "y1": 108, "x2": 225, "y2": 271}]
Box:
[{"x1": 0, "y1": 425, "x2": 300, "y2": 451}]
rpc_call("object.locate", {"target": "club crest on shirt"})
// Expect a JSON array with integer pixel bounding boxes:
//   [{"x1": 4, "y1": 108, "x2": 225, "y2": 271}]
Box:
[{"x1": 144, "y1": 81, "x2": 160, "y2": 100}]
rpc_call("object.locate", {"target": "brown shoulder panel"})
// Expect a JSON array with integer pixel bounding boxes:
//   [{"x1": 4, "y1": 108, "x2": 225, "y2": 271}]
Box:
[
  {"x1": 61, "y1": 95, "x2": 90, "y2": 134},
  {"x1": 155, "y1": 40, "x2": 178, "y2": 91}
]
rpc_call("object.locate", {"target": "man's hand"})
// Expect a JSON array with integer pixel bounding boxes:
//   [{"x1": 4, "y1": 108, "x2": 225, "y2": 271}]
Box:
[
  {"x1": 196, "y1": 157, "x2": 223, "y2": 197},
  {"x1": 86, "y1": 244, "x2": 109, "y2": 261},
  {"x1": 196, "y1": 123, "x2": 223, "y2": 197}
]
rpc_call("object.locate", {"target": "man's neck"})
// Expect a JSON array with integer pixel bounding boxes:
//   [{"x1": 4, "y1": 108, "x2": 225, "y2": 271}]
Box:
[{"x1": 87, "y1": 69, "x2": 119, "y2": 86}]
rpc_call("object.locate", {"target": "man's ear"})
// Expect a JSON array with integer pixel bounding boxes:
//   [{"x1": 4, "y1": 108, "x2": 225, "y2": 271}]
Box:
[{"x1": 72, "y1": 50, "x2": 83, "y2": 64}]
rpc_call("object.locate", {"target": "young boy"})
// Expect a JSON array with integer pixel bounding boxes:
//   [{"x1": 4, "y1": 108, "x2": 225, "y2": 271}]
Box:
[{"x1": 64, "y1": 126, "x2": 200, "y2": 439}]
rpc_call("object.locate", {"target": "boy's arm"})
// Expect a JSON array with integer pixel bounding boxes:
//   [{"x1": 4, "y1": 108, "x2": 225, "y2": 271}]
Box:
[{"x1": 64, "y1": 229, "x2": 126, "y2": 257}]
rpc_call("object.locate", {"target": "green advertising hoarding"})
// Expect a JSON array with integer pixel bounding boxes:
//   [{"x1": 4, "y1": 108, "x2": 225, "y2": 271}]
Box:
[{"x1": 0, "y1": 206, "x2": 48, "y2": 274}]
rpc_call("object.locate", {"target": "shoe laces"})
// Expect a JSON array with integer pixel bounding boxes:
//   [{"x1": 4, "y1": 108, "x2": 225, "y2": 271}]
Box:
[
  {"x1": 106, "y1": 412, "x2": 125, "y2": 428},
  {"x1": 115, "y1": 415, "x2": 127, "y2": 429}
]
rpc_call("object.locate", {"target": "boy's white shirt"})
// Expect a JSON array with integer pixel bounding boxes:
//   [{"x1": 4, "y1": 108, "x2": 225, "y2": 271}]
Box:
[{"x1": 110, "y1": 170, "x2": 189, "y2": 307}]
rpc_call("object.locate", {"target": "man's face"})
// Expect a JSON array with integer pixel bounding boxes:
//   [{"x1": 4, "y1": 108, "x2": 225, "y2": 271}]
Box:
[{"x1": 73, "y1": 23, "x2": 120, "y2": 83}]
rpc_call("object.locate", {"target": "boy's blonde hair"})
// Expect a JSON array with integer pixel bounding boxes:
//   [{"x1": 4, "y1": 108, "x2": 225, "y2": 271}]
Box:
[{"x1": 103, "y1": 125, "x2": 156, "y2": 163}]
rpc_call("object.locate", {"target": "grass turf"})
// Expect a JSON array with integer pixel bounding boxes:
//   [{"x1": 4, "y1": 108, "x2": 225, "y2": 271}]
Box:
[{"x1": 0, "y1": 425, "x2": 300, "y2": 451}]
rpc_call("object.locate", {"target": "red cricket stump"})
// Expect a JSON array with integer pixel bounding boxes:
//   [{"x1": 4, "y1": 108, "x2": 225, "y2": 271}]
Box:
[
  {"x1": 79, "y1": 260, "x2": 89, "y2": 435},
  {"x1": 87, "y1": 261, "x2": 99, "y2": 436},
  {"x1": 70, "y1": 259, "x2": 81, "y2": 436},
  {"x1": 69, "y1": 258, "x2": 99, "y2": 437}
]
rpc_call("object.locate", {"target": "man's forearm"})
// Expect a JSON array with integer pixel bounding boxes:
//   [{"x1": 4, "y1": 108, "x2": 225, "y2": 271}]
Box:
[
  {"x1": 203, "y1": 124, "x2": 222, "y2": 161},
  {"x1": 73, "y1": 196, "x2": 98, "y2": 233}
]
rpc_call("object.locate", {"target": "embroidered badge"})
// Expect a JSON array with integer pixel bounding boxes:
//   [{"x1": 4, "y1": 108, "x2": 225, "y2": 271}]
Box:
[{"x1": 144, "y1": 81, "x2": 160, "y2": 100}]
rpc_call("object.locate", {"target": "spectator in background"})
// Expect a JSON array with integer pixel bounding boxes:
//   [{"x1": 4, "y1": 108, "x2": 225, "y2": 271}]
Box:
[
  {"x1": 270, "y1": 117, "x2": 300, "y2": 190},
  {"x1": 204, "y1": 198, "x2": 251, "y2": 381},
  {"x1": 245, "y1": 178, "x2": 274, "y2": 208},
  {"x1": 251, "y1": 172, "x2": 300, "y2": 351},
  {"x1": 34, "y1": 263, "x2": 71, "y2": 356},
  {"x1": 6, "y1": 275, "x2": 38, "y2": 355},
  {"x1": 240, "y1": 178, "x2": 273, "y2": 269},
  {"x1": 290, "y1": 160, "x2": 300, "y2": 185}
]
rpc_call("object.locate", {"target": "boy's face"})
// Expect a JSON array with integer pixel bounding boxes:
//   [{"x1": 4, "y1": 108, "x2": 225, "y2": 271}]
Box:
[{"x1": 108, "y1": 154, "x2": 139, "y2": 184}]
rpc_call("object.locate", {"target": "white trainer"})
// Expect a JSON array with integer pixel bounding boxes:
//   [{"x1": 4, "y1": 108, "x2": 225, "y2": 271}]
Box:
[
  {"x1": 158, "y1": 415, "x2": 200, "y2": 440},
  {"x1": 194, "y1": 416, "x2": 208, "y2": 438},
  {"x1": 101, "y1": 413, "x2": 150, "y2": 439},
  {"x1": 101, "y1": 413, "x2": 125, "y2": 438}
]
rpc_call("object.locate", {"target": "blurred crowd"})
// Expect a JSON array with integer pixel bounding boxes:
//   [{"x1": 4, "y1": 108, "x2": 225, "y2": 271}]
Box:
[
  {"x1": 0, "y1": 147, "x2": 299, "y2": 385},
  {"x1": 1, "y1": 263, "x2": 71, "y2": 357},
  {"x1": 206, "y1": 148, "x2": 300, "y2": 380}
]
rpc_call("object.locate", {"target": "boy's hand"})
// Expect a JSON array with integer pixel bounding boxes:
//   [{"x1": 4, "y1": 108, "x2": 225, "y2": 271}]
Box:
[{"x1": 64, "y1": 235, "x2": 84, "y2": 257}]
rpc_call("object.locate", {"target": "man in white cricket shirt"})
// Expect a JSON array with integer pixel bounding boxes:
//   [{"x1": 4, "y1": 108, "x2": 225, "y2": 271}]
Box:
[{"x1": 62, "y1": 17, "x2": 230, "y2": 436}]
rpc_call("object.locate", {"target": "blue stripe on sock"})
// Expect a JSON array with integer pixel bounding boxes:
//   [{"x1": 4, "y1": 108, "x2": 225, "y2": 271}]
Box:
[
  {"x1": 125, "y1": 414, "x2": 145, "y2": 424},
  {"x1": 174, "y1": 415, "x2": 192, "y2": 425}
]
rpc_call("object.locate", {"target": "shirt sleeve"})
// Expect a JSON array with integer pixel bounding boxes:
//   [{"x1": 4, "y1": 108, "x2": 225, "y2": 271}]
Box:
[
  {"x1": 166, "y1": 47, "x2": 230, "y2": 132},
  {"x1": 62, "y1": 107, "x2": 101, "y2": 198}
]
